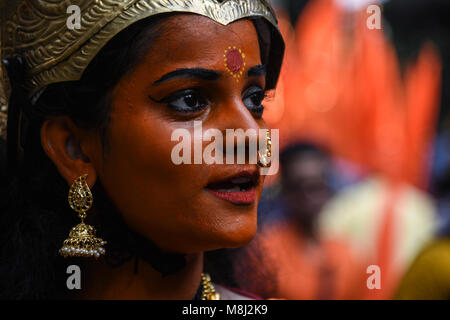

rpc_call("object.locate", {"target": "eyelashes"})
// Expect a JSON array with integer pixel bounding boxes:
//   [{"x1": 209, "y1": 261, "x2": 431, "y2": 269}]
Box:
[
  {"x1": 242, "y1": 86, "x2": 267, "y2": 118},
  {"x1": 150, "y1": 89, "x2": 208, "y2": 113},
  {"x1": 149, "y1": 86, "x2": 267, "y2": 117}
]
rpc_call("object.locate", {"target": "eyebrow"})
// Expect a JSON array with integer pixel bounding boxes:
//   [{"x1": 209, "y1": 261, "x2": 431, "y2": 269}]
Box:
[
  {"x1": 153, "y1": 68, "x2": 221, "y2": 85},
  {"x1": 153, "y1": 65, "x2": 266, "y2": 85},
  {"x1": 247, "y1": 65, "x2": 266, "y2": 77}
]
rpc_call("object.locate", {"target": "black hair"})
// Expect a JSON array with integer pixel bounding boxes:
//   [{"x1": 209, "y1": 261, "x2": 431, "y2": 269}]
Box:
[
  {"x1": 0, "y1": 15, "x2": 185, "y2": 299},
  {"x1": 280, "y1": 142, "x2": 329, "y2": 174},
  {"x1": 0, "y1": 14, "x2": 282, "y2": 299}
]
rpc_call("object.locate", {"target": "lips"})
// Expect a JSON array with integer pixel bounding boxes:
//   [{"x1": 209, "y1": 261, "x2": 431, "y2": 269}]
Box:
[{"x1": 205, "y1": 170, "x2": 260, "y2": 205}]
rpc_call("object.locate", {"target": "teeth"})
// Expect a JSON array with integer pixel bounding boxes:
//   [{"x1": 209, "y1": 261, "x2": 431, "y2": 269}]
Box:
[{"x1": 217, "y1": 186, "x2": 241, "y2": 192}]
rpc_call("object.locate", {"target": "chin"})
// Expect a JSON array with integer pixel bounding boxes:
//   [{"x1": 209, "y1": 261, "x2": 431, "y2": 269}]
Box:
[
  {"x1": 223, "y1": 229, "x2": 257, "y2": 249},
  {"x1": 208, "y1": 214, "x2": 258, "y2": 251}
]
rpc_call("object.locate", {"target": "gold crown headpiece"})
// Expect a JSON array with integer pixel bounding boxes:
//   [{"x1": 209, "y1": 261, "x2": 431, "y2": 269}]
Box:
[{"x1": 0, "y1": 0, "x2": 284, "y2": 140}]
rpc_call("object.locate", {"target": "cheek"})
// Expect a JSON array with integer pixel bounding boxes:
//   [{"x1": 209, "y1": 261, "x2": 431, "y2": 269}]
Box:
[
  {"x1": 98, "y1": 106, "x2": 193, "y2": 242},
  {"x1": 96, "y1": 104, "x2": 258, "y2": 253}
]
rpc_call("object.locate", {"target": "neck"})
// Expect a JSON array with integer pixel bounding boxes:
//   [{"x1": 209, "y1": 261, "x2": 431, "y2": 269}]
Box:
[{"x1": 78, "y1": 252, "x2": 203, "y2": 299}]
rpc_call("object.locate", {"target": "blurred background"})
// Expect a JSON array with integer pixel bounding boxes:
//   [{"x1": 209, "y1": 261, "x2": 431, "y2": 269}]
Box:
[{"x1": 207, "y1": 0, "x2": 450, "y2": 300}]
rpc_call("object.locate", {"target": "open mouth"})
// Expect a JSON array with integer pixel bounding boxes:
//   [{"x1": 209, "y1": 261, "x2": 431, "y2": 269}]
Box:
[{"x1": 205, "y1": 170, "x2": 259, "y2": 205}]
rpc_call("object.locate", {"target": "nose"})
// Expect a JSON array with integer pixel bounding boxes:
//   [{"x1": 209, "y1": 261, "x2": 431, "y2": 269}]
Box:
[{"x1": 217, "y1": 95, "x2": 266, "y2": 165}]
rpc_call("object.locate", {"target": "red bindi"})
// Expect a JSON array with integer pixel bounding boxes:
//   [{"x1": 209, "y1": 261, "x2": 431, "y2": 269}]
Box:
[
  {"x1": 226, "y1": 49, "x2": 243, "y2": 73},
  {"x1": 224, "y1": 46, "x2": 246, "y2": 82}
]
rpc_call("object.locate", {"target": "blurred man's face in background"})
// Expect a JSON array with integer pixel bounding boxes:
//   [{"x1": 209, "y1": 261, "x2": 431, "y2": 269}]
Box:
[{"x1": 282, "y1": 152, "x2": 332, "y2": 224}]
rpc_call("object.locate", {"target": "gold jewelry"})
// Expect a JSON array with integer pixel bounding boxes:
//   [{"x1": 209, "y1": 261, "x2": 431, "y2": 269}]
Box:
[
  {"x1": 0, "y1": 0, "x2": 284, "y2": 142},
  {"x1": 201, "y1": 273, "x2": 221, "y2": 300},
  {"x1": 258, "y1": 130, "x2": 272, "y2": 168},
  {"x1": 0, "y1": 0, "x2": 281, "y2": 99},
  {"x1": 59, "y1": 174, "x2": 106, "y2": 258}
]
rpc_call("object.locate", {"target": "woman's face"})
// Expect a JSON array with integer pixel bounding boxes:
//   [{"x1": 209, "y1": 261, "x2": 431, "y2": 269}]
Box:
[{"x1": 90, "y1": 14, "x2": 268, "y2": 254}]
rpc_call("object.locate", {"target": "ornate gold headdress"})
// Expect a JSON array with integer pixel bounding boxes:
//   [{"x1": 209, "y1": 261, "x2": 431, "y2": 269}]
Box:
[{"x1": 0, "y1": 0, "x2": 284, "y2": 140}]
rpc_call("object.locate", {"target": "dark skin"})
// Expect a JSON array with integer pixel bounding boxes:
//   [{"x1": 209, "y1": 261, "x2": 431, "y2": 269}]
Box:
[
  {"x1": 40, "y1": 15, "x2": 268, "y2": 299},
  {"x1": 282, "y1": 152, "x2": 332, "y2": 241}
]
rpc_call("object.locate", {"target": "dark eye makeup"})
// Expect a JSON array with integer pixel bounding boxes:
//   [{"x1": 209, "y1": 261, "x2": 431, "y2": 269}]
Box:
[
  {"x1": 149, "y1": 86, "x2": 267, "y2": 117},
  {"x1": 242, "y1": 86, "x2": 267, "y2": 118},
  {"x1": 149, "y1": 89, "x2": 208, "y2": 114}
]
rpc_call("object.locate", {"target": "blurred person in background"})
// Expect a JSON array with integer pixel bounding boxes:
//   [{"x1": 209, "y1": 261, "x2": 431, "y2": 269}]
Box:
[
  {"x1": 278, "y1": 143, "x2": 335, "y2": 241},
  {"x1": 395, "y1": 120, "x2": 450, "y2": 300},
  {"x1": 208, "y1": 0, "x2": 448, "y2": 300},
  {"x1": 394, "y1": 160, "x2": 450, "y2": 299},
  {"x1": 318, "y1": 174, "x2": 437, "y2": 299},
  {"x1": 230, "y1": 142, "x2": 366, "y2": 299},
  {"x1": 318, "y1": 0, "x2": 449, "y2": 299}
]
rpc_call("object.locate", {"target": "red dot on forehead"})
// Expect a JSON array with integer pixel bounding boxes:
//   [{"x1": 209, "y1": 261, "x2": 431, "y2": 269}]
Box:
[{"x1": 226, "y1": 49, "x2": 244, "y2": 73}]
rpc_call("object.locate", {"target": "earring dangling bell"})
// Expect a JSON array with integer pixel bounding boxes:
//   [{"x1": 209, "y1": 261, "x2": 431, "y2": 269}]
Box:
[
  {"x1": 258, "y1": 130, "x2": 272, "y2": 168},
  {"x1": 59, "y1": 174, "x2": 106, "y2": 259}
]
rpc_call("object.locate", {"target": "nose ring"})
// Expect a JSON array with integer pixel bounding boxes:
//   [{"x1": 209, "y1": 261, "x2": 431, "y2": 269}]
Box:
[{"x1": 258, "y1": 130, "x2": 271, "y2": 168}]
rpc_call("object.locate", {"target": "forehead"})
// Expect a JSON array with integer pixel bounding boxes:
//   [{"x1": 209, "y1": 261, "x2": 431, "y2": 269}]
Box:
[{"x1": 140, "y1": 14, "x2": 261, "y2": 68}]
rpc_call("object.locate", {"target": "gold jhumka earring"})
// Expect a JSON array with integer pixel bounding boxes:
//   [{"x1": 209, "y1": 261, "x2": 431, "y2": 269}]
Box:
[
  {"x1": 59, "y1": 174, "x2": 106, "y2": 258},
  {"x1": 258, "y1": 130, "x2": 272, "y2": 168}
]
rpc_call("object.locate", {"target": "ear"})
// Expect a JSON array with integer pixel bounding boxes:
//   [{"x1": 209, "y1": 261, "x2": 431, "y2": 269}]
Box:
[{"x1": 41, "y1": 116, "x2": 98, "y2": 187}]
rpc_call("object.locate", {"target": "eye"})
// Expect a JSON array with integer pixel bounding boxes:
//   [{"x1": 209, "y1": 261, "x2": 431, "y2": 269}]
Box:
[
  {"x1": 243, "y1": 87, "x2": 266, "y2": 118},
  {"x1": 150, "y1": 89, "x2": 208, "y2": 113}
]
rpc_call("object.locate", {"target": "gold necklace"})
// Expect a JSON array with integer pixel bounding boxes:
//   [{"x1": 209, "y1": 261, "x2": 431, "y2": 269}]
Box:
[{"x1": 201, "y1": 273, "x2": 221, "y2": 300}]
